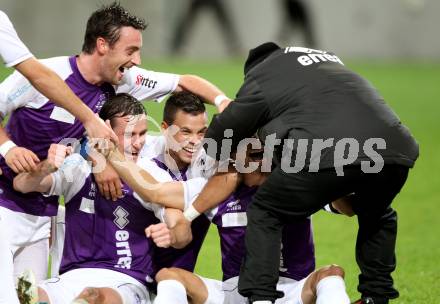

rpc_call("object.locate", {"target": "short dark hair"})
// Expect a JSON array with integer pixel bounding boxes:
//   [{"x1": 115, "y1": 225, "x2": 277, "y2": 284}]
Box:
[
  {"x1": 99, "y1": 93, "x2": 147, "y2": 126},
  {"x1": 82, "y1": 2, "x2": 147, "y2": 54},
  {"x1": 163, "y1": 92, "x2": 206, "y2": 125}
]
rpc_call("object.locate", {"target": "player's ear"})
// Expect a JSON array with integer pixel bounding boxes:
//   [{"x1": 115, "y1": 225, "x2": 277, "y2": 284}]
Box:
[
  {"x1": 96, "y1": 37, "x2": 108, "y2": 55},
  {"x1": 161, "y1": 121, "x2": 169, "y2": 131}
]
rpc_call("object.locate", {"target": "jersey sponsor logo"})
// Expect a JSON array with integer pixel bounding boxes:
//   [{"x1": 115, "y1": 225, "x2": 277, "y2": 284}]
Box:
[
  {"x1": 114, "y1": 206, "x2": 132, "y2": 269},
  {"x1": 135, "y1": 75, "x2": 158, "y2": 89},
  {"x1": 226, "y1": 199, "x2": 242, "y2": 211},
  {"x1": 114, "y1": 230, "x2": 132, "y2": 269},
  {"x1": 7, "y1": 83, "x2": 32, "y2": 104},
  {"x1": 284, "y1": 46, "x2": 344, "y2": 66}
]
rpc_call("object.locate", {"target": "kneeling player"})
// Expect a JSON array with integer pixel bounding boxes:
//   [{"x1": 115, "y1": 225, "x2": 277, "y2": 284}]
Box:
[{"x1": 12, "y1": 94, "x2": 191, "y2": 304}]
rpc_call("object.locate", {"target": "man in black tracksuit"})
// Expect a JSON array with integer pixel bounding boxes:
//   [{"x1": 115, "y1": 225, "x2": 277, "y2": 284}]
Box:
[{"x1": 205, "y1": 43, "x2": 419, "y2": 304}]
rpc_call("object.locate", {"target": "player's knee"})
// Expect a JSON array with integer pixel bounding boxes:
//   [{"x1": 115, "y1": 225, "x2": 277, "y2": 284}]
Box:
[
  {"x1": 75, "y1": 287, "x2": 101, "y2": 304},
  {"x1": 316, "y1": 264, "x2": 345, "y2": 281},
  {"x1": 38, "y1": 287, "x2": 51, "y2": 303},
  {"x1": 155, "y1": 267, "x2": 184, "y2": 283}
]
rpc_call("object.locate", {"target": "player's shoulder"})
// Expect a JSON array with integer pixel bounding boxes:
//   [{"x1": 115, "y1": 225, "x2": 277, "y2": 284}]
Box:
[
  {"x1": 139, "y1": 134, "x2": 165, "y2": 159},
  {"x1": 136, "y1": 156, "x2": 173, "y2": 183},
  {"x1": 0, "y1": 10, "x2": 9, "y2": 22},
  {"x1": 39, "y1": 56, "x2": 72, "y2": 79}
]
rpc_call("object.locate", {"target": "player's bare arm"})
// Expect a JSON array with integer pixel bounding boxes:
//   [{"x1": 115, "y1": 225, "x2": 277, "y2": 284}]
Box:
[
  {"x1": 185, "y1": 164, "x2": 241, "y2": 221},
  {"x1": 107, "y1": 149, "x2": 186, "y2": 209},
  {"x1": 13, "y1": 144, "x2": 70, "y2": 193},
  {"x1": 176, "y1": 74, "x2": 232, "y2": 112},
  {"x1": 14, "y1": 58, "x2": 118, "y2": 143}
]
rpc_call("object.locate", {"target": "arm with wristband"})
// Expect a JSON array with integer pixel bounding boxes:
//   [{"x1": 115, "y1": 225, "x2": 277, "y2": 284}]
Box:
[{"x1": 184, "y1": 165, "x2": 241, "y2": 221}]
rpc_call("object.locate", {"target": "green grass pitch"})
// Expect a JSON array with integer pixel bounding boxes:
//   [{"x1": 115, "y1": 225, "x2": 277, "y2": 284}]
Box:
[{"x1": 1, "y1": 58, "x2": 439, "y2": 302}]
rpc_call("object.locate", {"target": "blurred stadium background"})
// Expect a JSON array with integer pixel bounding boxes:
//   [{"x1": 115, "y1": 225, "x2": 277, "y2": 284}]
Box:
[{"x1": 1, "y1": 0, "x2": 439, "y2": 302}]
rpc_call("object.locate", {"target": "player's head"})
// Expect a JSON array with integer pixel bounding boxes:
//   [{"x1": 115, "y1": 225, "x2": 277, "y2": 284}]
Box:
[
  {"x1": 82, "y1": 2, "x2": 147, "y2": 85},
  {"x1": 161, "y1": 91, "x2": 207, "y2": 168},
  {"x1": 99, "y1": 93, "x2": 147, "y2": 161}
]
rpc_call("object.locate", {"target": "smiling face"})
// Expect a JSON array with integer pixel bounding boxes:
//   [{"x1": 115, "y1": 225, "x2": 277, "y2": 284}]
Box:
[
  {"x1": 100, "y1": 26, "x2": 142, "y2": 85},
  {"x1": 112, "y1": 114, "x2": 147, "y2": 162},
  {"x1": 162, "y1": 110, "x2": 208, "y2": 169}
]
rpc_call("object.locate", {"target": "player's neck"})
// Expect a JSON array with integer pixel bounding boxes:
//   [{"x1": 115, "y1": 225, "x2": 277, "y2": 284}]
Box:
[
  {"x1": 164, "y1": 152, "x2": 188, "y2": 172},
  {"x1": 76, "y1": 53, "x2": 105, "y2": 86}
]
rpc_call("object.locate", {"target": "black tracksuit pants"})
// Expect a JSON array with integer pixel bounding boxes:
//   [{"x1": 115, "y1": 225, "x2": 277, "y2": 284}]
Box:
[{"x1": 238, "y1": 164, "x2": 409, "y2": 303}]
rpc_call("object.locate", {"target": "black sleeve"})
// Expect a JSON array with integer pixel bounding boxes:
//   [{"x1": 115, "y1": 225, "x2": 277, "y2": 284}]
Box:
[{"x1": 205, "y1": 76, "x2": 270, "y2": 161}]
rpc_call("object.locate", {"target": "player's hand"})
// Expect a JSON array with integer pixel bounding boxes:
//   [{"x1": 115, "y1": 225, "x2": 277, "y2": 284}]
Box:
[
  {"x1": 145, "y1": 223, "x2": 174, "y2": 248},
  {"x1": 84, "y1": 114, "x2": 118, "y2": 145},
  {"x1": 46, "y1": 144, "x2": 72, "y2": 173},
  {"x1": 5, "y1": 146, "x2": 40, "y2": 173},
  {"x1": 93, "y1": 163, "x2": 123, "y2": 201}
]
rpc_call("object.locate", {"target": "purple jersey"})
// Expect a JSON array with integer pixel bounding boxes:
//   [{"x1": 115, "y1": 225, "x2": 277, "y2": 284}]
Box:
[
  {"x1": 211, "y1": 184, "x2": 315, "y2": 281},
  {"x1": 0, "y1": 56, "x2": 179, "y2": 216},
  {"x1": 50, "y1": 155, "x2": 160, "y2": 285},
  {"x1": 0, "y1": 56, "x2": 113, "y2": 216},
  {"x1": 151, "y1": 157, "x2": 211, "y2": 272}
]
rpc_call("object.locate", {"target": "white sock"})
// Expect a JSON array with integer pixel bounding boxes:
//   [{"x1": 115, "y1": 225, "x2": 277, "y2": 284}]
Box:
[
  {"x1": 316, "y1": 275, "x2": 350, "y2": 304},
  {"x1": 154, "y1": 280, "x2": 188, "y2": 304},
  {"x1": 0, "y1": 227, "x2": 20, "y2": 304},
  {"x1": 252, "y1": 301, "x2": 273, "y2": 304}
]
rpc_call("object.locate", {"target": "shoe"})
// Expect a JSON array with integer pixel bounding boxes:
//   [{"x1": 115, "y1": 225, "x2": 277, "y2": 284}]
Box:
[
  {"x1": 16, "y1": 269, "x2": 38, "y2": 304},
  {"x1": 352, "y1": 298, "x2": 375, "y2": 304},
  {"x1": 353, "y1": 296, "x2": 390, "y2": 304}
]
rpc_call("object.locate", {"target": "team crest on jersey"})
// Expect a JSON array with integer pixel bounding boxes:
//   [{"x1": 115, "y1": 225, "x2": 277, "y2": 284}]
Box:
[{"x1": 113, "y1": 206, "x2": 129, "y2": 229}]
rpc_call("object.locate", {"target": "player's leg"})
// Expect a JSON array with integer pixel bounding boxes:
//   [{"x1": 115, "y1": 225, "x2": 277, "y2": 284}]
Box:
[
  {"x1": 300, "y1": 265, "x2": 350, "y2": 304},
  {"x1": 72, "y1": 287, "x2": 124, "y2": 304},
  {"x1": 238, "y1": 166, "x2": 351, "y2": 303},
  {"x1": 13, "y1": 238, "x2": 49, "y2": 283},
  {"x1": 154, "y1": 267, "x2": 210, "y2": 304},
  {"x1": 353, "y1": 165, "x2": 409, "y2": 304},
  {"x1": 0, "y1": 218, "x2": 20, "y2": 304},
  {"x1": 0, "y1": 207, "x2": 51, "y2": 283}
]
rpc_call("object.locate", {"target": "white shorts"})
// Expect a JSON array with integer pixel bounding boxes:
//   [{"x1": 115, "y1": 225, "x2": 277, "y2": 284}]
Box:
[
  {"x1": 197, "y1": 276, "x2": 225, "y2": 304},
  {"x1": 39, "y1": 268, "x2": 151, "y2": 304},
  {"x1": 200, "y1": 276, "x2": 307, "y2": 304},
  {"x1": 0, "y1": 207, "x2": 51, "y2": 254}
]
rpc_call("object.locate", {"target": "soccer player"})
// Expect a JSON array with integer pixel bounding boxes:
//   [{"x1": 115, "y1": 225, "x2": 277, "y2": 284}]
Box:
[
  {"x1": 0, "y1": 2, "x2": 229, "y2": 286},
  {"x1": 198, "y1": 43, "x2": 419, "y2": 304},
  {"x1": 0, "y1": 9, "x2": 115, "y2": 304},
  {"x1": 137, "y1": 91, "x2": 213, "y2": 273},
  {"x1": 12, "y1": 93, "x2": 192, "y2": 304}
]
